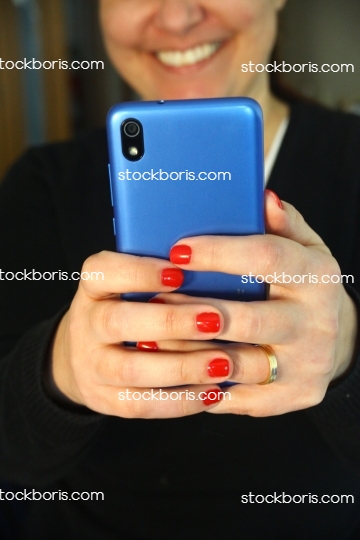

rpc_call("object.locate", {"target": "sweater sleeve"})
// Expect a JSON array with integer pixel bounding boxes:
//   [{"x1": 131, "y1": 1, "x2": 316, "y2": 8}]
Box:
[
  {"x1": 302, "y1": 109, "x2": 360, "y2": 469},
  {"x1": 305, "y1": 284, "x2": 360, "y2": 470},
  {"x1": 268, "y1": 103, "x2": 360, "y2": 470},
  {"x1": 0, "y1": 310, "x2": 102, "y2": 484},
  {"x1": 0, "y1": 149, "x2": 102, "y2": 485}
]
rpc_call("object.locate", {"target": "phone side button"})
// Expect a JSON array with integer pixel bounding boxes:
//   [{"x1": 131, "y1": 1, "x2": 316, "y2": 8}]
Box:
[
  {"x1": 113, "y1": 218, "x2": 116, "y2": 236},
  {"x1": 108, "y1": 163, "x2": 114, "y2": 206}
]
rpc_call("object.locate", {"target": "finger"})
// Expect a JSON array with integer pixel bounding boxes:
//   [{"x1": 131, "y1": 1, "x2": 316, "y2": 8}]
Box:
[
  {"x1": 169, "y1": 234, "x2": 316, "y2": 289},
  {"x1": 149, "y1": 294, "x2": 300, "y2": 344},
  {"x1": 95, "y1": 346, "x2": 232, "y2": 387},
  {"x1": 207, "y1": 378, "x2": 324, "y2": 417},
  {"x1": 89, "y1": 298, "x2": 224, "y2": 343},
  {"x1": 92, "y1": 384, "x2": 225, "y2": 418},
  {"x1": 142, "y1": 340, "x2": 275, "y2": 385},
  {"x1": 168, "y1": 193, "x2": 333, "y2": 286},
  {"x1": 206, "y1": 383, "x2": 284, "y2": 416},
  {"x1": 79, "y1": 251, "x2": 184, "y2": 299},
  {"x1": 264, "y1": 190, "x2": 328, "y2": 250},
  {"x1": 142, "y1": 339, "x2": 220, "y2": 353}
]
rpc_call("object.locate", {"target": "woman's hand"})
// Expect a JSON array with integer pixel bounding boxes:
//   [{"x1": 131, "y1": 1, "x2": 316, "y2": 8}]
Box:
[
  {"x1": 150, "y1": 190, "x2": 358, "y2": 416},
  {"x1": 51, "y1": 191, "x2": 358, "y2": 419},
  {"x1": 51, "y1": 251, "x2": 234, "y2": 417}
]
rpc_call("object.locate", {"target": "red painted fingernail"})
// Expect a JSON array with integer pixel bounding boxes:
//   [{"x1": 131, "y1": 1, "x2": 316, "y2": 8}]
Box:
[
  {"x1": 265, "y1": 189, "x2": 284, "y2": 210},
  {"x1": 137, "y1": 342, "x2": 158, "y2": 352},
  {"x1": 207, "y1": 359, "x2": 230, "y2": 378},
  {"x1": 202, "y1": 388, "x2": 223, "y2": 406},
  {"x1": 170, "y1": 245, "x2": 192, "y2": 265},
  {"x1": 196, "y1": 312, "x2": 221, "y2": 333},
  {"x1": 161, "y1": 268, "x2": 184, "y2": 288},
  {"x1": 149, "y1": 297, "x2": 165, "y2": 304}
]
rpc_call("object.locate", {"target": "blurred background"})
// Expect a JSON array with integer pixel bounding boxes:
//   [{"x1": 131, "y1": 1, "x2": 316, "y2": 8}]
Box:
[{"x1": 0, "y1": 0, "x2": 359, "y2": 180}]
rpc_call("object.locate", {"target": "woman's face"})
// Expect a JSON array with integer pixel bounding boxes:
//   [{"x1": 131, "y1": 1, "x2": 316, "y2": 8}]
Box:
[{"x1": 100, "y1": 0, "x2": 286, "y2": 101}]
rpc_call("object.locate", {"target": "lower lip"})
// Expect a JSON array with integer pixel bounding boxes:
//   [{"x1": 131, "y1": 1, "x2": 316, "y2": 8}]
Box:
[{"x1": 152, "y1": 42, "x2": 227, "y2": 75}]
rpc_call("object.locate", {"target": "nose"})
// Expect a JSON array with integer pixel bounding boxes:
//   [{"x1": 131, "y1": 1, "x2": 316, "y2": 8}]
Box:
[{"x1": 154, "y1": 0, "x2": 205, "y2": 36}]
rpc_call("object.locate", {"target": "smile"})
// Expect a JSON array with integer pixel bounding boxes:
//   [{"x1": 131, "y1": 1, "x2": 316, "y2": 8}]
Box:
[{"x1": 155, "y1": 42, "x2": 222, "y2": 68}]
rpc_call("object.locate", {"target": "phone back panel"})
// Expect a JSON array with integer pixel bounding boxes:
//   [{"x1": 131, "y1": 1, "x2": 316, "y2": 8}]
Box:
[{"x1": 107, "y1": 97, "x2": 266, "y2": 301}]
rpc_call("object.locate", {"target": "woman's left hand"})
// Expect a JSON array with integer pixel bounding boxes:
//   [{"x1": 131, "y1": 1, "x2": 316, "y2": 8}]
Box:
[{"x1": 144, "y1": 190, "x2": 358, "y2": 416}]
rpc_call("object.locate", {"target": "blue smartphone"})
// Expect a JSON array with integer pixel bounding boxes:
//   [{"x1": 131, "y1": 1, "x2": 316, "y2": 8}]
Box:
[{"x1": 107, "y1": 97, "x2": 266, "y2": 302}]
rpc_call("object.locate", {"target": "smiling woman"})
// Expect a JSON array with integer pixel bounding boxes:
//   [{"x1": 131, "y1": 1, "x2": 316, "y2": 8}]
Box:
[
  {"x1": 99, "y1": 0, "x2": 283, "y2": 99},
  {"x1": 100, "y1": 0, "x2": 288, "y2": 154},
  {"x1": 1, "y1": 1, "x2": 360, "y2": 540}
]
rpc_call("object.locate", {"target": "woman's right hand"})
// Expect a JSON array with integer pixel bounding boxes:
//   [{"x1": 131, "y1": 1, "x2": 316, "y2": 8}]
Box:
[{"x1": 51, "y1": 251, "x2": 231, "y2": 417}]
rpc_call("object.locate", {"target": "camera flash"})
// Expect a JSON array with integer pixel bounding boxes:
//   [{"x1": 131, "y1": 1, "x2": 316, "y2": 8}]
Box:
[{"x1": 129, "y1": 146, "x2": 138, "y2": 156}]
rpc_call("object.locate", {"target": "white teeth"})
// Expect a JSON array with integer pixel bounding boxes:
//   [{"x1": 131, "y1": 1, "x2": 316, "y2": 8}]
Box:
[{"x1": 156, "y1": 42, "x2": 221, "y2": 67}]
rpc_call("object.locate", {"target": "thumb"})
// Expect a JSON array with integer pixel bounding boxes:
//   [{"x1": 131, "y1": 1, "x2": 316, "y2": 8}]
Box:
[{"x1": 264, "y1": 189, "x2": 327, "y2": 250}]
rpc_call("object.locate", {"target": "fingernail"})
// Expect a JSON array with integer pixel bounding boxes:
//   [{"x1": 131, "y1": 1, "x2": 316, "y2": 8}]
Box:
[
  {"x1": 265, "y1": 189, "x2": 284, "y2": 210},
  {"x1": 202, "y1": 388, "x2": 223, "y2": 407},
  {"x1": 207, "y1": 359, "x2": 230, "y2": 378},
  {"x1": 137, "y1": 342, "x2": 158, "y2": 352},
  {"x1": 149, "y1": 297, "x2": 165, "y2": 304},
  {"x1": 170, "y1": 244, "x2": 192, "y2": 265},
  {"x1": 196, "y1": 312, "x2": 221, "y2": 333},
  {"x1": 161, "y1": 268, "x2": 184, "y2": 288}
]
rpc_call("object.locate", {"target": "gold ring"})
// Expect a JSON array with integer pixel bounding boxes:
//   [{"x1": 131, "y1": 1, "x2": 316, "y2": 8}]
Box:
[{"x1": 255, "y1": 345, "x2": 278, "y2": 385}]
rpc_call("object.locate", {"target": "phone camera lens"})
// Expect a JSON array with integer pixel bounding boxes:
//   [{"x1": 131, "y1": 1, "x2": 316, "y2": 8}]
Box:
[
  {"x1": 121, "y1": 118, "x2": 144, "y2": 161},
  {"x1": 124, "y1": 121, "x2": 140, "y2": 137}
]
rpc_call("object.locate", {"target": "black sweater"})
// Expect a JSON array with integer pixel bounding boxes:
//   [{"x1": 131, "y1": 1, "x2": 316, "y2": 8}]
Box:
[{"x1": 1, "y1": 102, "x2": 360, "y2": 540}]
